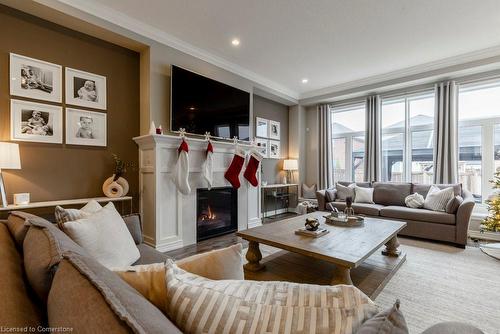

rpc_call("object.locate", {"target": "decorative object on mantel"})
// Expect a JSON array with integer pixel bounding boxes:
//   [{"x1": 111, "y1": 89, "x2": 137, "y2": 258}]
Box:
[
  {"x1": 156, "y1": 125, "x2": 163, "y2": 135},
  {"x1": 283, "y1": 159, "x2": 298, "y2": 184},
  {"x1": 0, "y1": 142, "x2": 21, "y2": 208},
  {"x1": 149, "y1": 121, "x2": 156, "y2": 135},
  {"x1": 344, "y1": 196, "x2": 355, "y2": 215},
  {"x1": 103, "y1": 153, "x2": 129, "y2": 198},
  {"x1": 224, "y1": 137, "x2": 245, "y2": 189},
  {"x1": 173, "y1": 128, "x2": 191, "y2": 195},
  {"x1": 243, "y1": 142, "x2": 264, "y2": 187},
  {"x1": 202, "y1": 132, "x2": 214, "y2": 190}
]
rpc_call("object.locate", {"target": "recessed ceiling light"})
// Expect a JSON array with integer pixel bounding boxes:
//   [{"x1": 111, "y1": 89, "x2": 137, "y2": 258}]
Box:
[
  {"x1": 302, "y1": 78, "x2": 309, "y2": 84},
  {"x1": 231, "y1": 38, "x2": 240, "y2": 46}
]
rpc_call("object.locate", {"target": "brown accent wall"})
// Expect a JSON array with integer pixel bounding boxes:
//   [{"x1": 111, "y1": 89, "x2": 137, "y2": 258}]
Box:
[
  {"x1": 253, "y1": 95, "x2": 289, "y2": 184},
  {"x1": 0, "y1": 6, "x2": 140, "y2": 209}
]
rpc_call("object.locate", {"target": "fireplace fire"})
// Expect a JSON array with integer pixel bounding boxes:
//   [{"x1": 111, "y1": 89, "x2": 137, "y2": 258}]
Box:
[{"x1": 196, "y1": 187, "x2": 237, "y2": 241}]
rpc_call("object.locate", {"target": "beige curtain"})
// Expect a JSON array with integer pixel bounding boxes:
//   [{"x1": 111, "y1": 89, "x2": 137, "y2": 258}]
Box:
[
  {"x1": 318, "y1": 104, "x2": 333, "y2": 189},
  {"x1": 364, "y1": 95, "x2": 381, "y2": 182},
  {"x1": 434, "y1": 81, "x2": 458, "y2": 184}
]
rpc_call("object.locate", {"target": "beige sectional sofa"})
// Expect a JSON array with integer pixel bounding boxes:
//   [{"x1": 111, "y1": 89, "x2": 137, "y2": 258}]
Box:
[{"x1": 316, "y1": 181, "x2": 475, "y2": 247}]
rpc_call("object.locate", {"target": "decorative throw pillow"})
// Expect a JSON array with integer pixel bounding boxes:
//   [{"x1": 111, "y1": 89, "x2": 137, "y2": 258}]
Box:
[
  {"x1": 164, "y1": 260, "x2": 378, "y2": 334},
  {"x1": 325, "y1": 189, "x2": 337, "y2": 202},
  {"x1": 356, "y1": 299, "x2": 409, "y2": 334},
  {"x1": 423, "y1": 186, "x2": 455, "y2": 212},
  {"x1": 446, "y1": 195, "x2": 463, "y2": 214},
  {"x1": 405, "y1": 193, "x2": 425, "y2": 208},
  {"x1": 113, "y1": 244, "x2": 245, "y2": 311},
  {"x1": 354, "y1": 186, "x2": 374, "y2": 204},
  {"x1": 336, "y1": 183, "x2": 355, "y2": 201},
  {"x1": 55, "y1": 200, "x2": 102, "y2": 226},
  {"x1": 62, "y1": 202, "x2": 140, "y2": 268},
  {"x1": 302, "y1": 184, "x2": 317, "y2": 199}
]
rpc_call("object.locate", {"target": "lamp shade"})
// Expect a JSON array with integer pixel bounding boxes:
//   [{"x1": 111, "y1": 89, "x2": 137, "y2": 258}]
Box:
[
  {"x1": 0, "y1": 142, "x2": 21, "y2": 169},
  {"x1": 283, "y1": 159, "x2": 298, "y2": 171}
]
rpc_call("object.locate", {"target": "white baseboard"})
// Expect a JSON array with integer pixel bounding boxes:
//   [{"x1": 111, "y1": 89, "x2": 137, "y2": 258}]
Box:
[
  {"x1": 248, "y1": 218, "x2": 262, "y2": 229},
  {"x1": 143, "y1": 236, "x2": 184, "y2": 252}
]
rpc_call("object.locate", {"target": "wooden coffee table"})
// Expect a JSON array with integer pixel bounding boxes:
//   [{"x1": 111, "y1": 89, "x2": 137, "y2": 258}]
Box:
[{"x1": 237, "y1": 211, "x2": 407, "y2": 287}]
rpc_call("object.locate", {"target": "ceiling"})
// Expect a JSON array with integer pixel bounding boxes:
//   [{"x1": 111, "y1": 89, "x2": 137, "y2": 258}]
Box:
[{"x1": 47, "y1": 0, "x2": 500, "y2": 99}]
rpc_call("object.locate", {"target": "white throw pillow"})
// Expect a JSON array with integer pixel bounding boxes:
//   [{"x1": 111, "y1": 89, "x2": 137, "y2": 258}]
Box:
[
  {"x1": 354, "y1": 186, "x2": 374, "y2": 204},
  {"x1": 54, "y1": 200, "x2": 102, "y2": 225},
  {"x1": 335, "y1": 183, "x2": 355, "y2": 201},
  {"x1": 405, "y1": 193, "x2": 425, "y2": 208},
  {"x1": 62, "y1": 202, "x2": 140, "y2": 268},
  {"x1": 302, "y1": 184, "x2": 317, "y2": 199},
  {"x1": 423, "y1": 186, "x2": 454, "y2": 212}
]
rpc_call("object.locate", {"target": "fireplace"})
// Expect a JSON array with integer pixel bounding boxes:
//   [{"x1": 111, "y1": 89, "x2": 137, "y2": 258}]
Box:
[{"x1": 196, "y1": 187, "x2": 238, "y2": 241}]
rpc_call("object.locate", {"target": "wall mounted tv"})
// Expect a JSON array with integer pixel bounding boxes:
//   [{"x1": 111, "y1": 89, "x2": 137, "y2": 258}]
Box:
[{"x1": 171, "y1": 65, "x2": 250, "y2": 141}]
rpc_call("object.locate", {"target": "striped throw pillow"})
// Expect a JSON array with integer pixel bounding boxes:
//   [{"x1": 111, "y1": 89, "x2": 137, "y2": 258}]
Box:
[
  {"x1": 165, "y1": 260, "x2": 378, "y2": 334},
  {"x1": 55, "y1": 200, "x2": 102, "y2": 226},
  {"x1": 423, "y1": 186, "x2": 454, "y2": 212}
]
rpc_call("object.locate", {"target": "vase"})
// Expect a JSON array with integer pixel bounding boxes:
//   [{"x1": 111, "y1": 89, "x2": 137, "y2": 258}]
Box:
[{"x1": 103, "y1": 174, "x2": 129, "y2": 198}]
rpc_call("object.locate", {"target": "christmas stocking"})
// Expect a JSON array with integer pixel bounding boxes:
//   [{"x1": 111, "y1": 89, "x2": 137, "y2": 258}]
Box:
[
  {"x1": 173, "y1": 139, "x2": 191, "y2": 195},
  {"x1": 202, "y1": 141, "x2": 214, "y2": 190},
  {"x1": 244, "y1": 149, "x2": 264, "y2": 187},
  {"x1": 224, "y1": 147, "x2": 245, "y2": 189}
]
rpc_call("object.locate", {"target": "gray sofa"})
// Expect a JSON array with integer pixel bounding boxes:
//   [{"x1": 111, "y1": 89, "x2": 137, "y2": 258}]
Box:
[
  {"x1": 0, "y1": 210, "x2": 481, "y2": 333},
  {"x1": 316, "y1": 181, "x2": 475, "y2": 247}
]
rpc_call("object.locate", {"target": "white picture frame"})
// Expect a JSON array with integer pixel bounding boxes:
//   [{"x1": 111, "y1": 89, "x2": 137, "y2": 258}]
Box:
[
  {"x1": 65, "y1": 108, "x2": 107, "y2": 147},
  {"x1": 10, "y1": 99, "x2": 63, "y2": 144},
  {"x1": 269, "y1": 120, "x2": 280, "y2": 140},
  {"x1": 269, "y1": 140, "x2": 281, "y2": 159},
  {"x1": 9, "y1": 53, "x2": 62, "y2": 103},
  {"x1": 65, "y1": 67, "x2": 107, "y2": 110},
  {"x1": 255, "y1": 138, "x2": 269, "y2": 158},
  {"x1": 255, "y1": 117, "x2": 269, "y2": 138}
]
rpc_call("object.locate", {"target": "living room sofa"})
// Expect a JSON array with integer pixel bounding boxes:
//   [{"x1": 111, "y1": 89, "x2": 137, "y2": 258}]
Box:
[
  {"x1": 316, "y1": 181, "x2": 475, "y2": 247},
  {"x1": 0, "y1": 210, "x2": 481, "y2": 333}
]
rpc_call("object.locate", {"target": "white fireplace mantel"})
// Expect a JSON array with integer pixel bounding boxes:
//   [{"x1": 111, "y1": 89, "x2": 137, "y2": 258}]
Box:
[{"x1": 133, "y1": 134, "x2": 262, "y2": 252}]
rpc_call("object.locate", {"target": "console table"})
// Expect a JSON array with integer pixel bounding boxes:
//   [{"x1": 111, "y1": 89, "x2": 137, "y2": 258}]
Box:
[
  {"x1": 261, "y1": 184, "x2": 298, "y2": 220},
  {"x1": 0, "y1": 196, "x2": 133, "y2": 217}
]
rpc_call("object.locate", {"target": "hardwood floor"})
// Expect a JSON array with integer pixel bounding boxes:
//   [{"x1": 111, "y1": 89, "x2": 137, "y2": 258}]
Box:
[{"x1": 164, "y1": 212, "x2": 298, "y2": 260}]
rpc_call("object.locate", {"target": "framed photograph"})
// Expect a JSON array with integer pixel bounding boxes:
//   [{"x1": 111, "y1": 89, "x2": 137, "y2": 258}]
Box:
[
  {"x1": 9, "y1": 53, "x2": 62, "y2": 103},
  {"x1": 269, "y1": 120, "x2": 280, "y2": 140},
  {"x1": 255, "y1": 117, "x2": 269, "y2": 138},
  {"x1": 255, "y1": 138, "x2": 269, "y2": 158},
  {"x1": 66, "y1": 108, "x2": 107, "y2": 147},
  {"x1": 10, "y1": 99, "x2": 63, "y2": 144},
  {"x1": 65, "y1": 68, "x2": 107, "y2": 110},
  {"x1": 269, "y1": 140, "x2": 281, "y2": 159}
]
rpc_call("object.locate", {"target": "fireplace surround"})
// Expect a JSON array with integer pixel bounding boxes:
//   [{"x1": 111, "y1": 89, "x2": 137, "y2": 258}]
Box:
[{"x1": 196, "y1": 187, "x2": 238, "y2": 241}]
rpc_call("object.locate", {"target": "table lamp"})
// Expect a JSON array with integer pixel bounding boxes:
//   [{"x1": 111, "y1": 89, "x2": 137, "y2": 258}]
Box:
[
  {"x1": 0, "y1": 142, "x2": 21, "y2": 208},
  {"x1": 283, "y1": 159, "x2": 298, "y2": 184}
]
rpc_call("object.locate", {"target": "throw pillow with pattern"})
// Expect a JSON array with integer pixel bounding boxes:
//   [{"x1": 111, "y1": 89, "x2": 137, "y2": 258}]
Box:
[
  {"x1": 336, "y1": 183, "x2": 355, "y2": 202},
  {"x1": 55, "y1": 200, "x2": 102, "y2": 226},
  {"x1": 423, "y1": 186, "x2": 454, "y2": 212}
]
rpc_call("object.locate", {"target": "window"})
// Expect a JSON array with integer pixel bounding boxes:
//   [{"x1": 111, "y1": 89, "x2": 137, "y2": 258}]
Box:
[
  {"x1": 458, "y1": 81, "x2": 500, "y2": 203},
  {"x1": 381, "y1": 92, "x2": 435, "y2": 183},
  {"x1": 331, "y1": 103, "x2": 366, "y2": 182}
]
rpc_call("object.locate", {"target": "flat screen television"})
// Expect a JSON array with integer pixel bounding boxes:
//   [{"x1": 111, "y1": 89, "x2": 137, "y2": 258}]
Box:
[{"x1": 171, "y1": 65, "x2": 250, "y2": 141}]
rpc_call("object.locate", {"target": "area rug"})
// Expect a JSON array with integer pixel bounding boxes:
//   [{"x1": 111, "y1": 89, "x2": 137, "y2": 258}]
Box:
[
  {"x1": 252, "y1": 238, "x2": 500, "y2": 333},
  {"x1": 480, "y1": 242, "x2": 500, "y2": 261}
]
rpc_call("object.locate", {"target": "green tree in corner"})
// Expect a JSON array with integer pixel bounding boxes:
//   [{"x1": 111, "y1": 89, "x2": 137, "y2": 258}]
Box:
[{"x1": 483, "y1": 170, "x2": 500, "y2": 232}]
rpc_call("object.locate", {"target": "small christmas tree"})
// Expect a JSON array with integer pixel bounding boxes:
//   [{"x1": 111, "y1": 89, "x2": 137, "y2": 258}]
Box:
[{"x1": 483, "y1": 170, "x2": 500, "y2": 232}]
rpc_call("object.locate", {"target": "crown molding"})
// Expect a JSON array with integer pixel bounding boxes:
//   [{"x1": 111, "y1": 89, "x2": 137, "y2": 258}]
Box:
[
  {"x1": 35, "y1": 0, "x2": 300, "y2": 101},
  {"x1": 300, "y1": 44, "x2": 500, "y2": 100}
]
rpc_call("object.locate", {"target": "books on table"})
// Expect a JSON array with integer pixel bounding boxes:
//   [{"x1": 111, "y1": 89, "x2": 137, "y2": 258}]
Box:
[{"x1": 294, "y1": 227, "x2": 329, "y2": 238}]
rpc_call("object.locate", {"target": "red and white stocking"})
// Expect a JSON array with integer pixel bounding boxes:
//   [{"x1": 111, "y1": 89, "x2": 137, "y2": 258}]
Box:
[
  {"x1": 244, "y1": 149, "x2": 264, "y2": 187},
  {"x1": 173, "y1": 139, "x2": 191, "y2": 195},
  {"x1": 224, "y1": 147, "x2": 245, "y2": 189},
  {"x1": 202, "y1": 141, "x2": 214, "y2": 190}
]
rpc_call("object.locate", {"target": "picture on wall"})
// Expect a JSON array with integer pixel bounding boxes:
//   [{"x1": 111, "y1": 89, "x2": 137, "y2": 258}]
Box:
[
  {"x1": 10, "y1": 99, "x2": 63, "y2": 144},
  {"x1": 269, "y1": 120, "x2": 280, "y2": 140},
  {"x1": 269, "y1": 140, "x2": 281, "y2": 159},
  {"x1": 66, "y1": 108, "x2": 107, "y2": 147},
  {"x1": 255, "y1": 117, "x2": 269, "y2": 138},
  {"x1": 65, "y1": 68, "x2": 107, "y2": 110},
  {"x1": 255, "y1": 138, "x2": 269, "y2": 158},
  {"x1": 9, "y1": 53, "x2": 62, "y2": 103}
]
